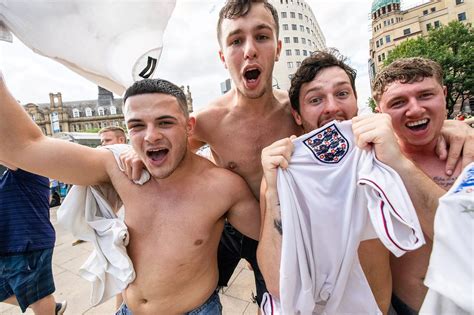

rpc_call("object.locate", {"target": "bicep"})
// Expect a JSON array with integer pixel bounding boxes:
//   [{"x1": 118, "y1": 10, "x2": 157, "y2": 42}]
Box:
[{"x1": 226, "y1": 179, "x2": 261, "y2": 241}]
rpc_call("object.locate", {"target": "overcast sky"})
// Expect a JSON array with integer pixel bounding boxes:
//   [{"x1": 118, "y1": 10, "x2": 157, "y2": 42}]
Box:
[{"x1": 0, "y1": 0, "x2": 426, "y2": 112}]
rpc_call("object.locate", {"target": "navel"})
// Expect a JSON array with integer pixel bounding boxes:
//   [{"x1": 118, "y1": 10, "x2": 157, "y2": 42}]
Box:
[
  {"x1": 140, "y1": 298, "x2": 148, "y2": 304},
  {"x1": 194, "y1": 239, "x2": 203, "y2": 246},
  {"x1": 227, "y1": 161, "x2": 237, "y2": 170}
]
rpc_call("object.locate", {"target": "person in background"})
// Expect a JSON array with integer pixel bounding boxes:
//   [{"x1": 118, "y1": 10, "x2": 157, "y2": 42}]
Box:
[{"x1": 0, "y1": 162, "x2": 67, "y2": 315}]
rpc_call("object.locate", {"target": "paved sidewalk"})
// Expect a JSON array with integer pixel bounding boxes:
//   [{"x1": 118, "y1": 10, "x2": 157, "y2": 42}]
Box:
[{"x1": 0, "y1": 207, "x2": 259, "y2": 314}]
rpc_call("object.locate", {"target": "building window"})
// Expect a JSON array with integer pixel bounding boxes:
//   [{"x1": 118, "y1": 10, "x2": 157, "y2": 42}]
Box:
[
  {"x1": 403, "y1": 28, "x2": 411, "y2": 35},
  {"x1": 431, "y1": 7, "x2": 436, "y2": 12},
  {"x1": 283, "y1": 24, "x2": 289, "y2": 30},
  {"x1": 378, "y1": 55, "x2": 382, "y2": 62},
  {"x1": 456, "y1": 0, "x2": 464, "y2": 4},
  {"x1": 296, "y1": 61, "x2": 301, "y2": 67},
  {"x1": 458, "y1": 12, "x2": 466, "y2": 21},
  {"x1": 295, "y1": 49, "x2": 300, "y2": 55},
  {"x1": 379, "y1": 38, "x2": 383, "y2": 46},
  {"x1": 72, "y1": 108, "x2": 80, "y2": 118},
  {"x1": 292, "y1": 24, "x2": 297, "y2": 30},
  {"x1": 281, "y1": 12, "x2": 287, "y2": 18},
  {"x1": 110, "y1": 106, "x2": 117, "y2": 115},
  {"x1": 427, "y1": 23, "x2": 432, "y2": 31},
  {"x1": 300, "y1": 25, "x2": 304, "y2": 32},
  {"x1": 308, "y1": 39, "x2": 312, "y2": 46},
  {"x1": 423, "y1": 9, "x2": 428, "y2": 15},
  {"x1": 298, "y1": 13, "x2": 303, "y2": 20},
  {"x1": 306, "y1": 27, "x2": 310, "y2": 33},
  {"x1": 293, "y1": 37, "x2": 299, "y2": 43},
  {"x1": 85, "y1": 107, "x2": 92, "y2": 117},
  {"x1": 284, "y1": 37, "x2": 290, "y2": 43},
  {"x1": 97, "y1": 106, "x2": 105, "y2": 116},
  {"x1": 385, "y1": 35, "x2": 391, "y2": 43},
  {"x1": 303, "y1": 50, "x2": 307, "y2": 56},
  {"x1": 434, "y1": 21, "x2": 441, "y2": 28},
  {"x1": 376, "y1": 40, "x2": 380, "y2": 48},
  {"x1": 288, "y1": 74, "x2": 294, "y2": 80},
  {"x1": 302, "y1": 38, "x2": 306, "y2": 44},
  {"x1": 287, "y1": 62, "x2": 294, "y2": 69},
  {"x1": 286, "y1": 49, "x2": 292, "y2": 56},
  {"x1": 290, "y1": 12, "x2": 295, "y2": 18}
]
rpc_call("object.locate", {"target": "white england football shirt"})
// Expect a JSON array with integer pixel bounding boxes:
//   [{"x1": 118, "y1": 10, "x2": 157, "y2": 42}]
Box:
[
  {"x1": 277, "y1": 120, "x2": 424, "y2": 315},
  {"x1": 420, "y1": 163, "x2": 474, "y2": 315}
]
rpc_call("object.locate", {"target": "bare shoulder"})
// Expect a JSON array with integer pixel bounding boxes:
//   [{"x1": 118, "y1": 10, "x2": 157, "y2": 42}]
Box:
[
  {"x1": 197, "y1": 157, "x2": 250, "y2": 193},
  {"x1": 192, "y1": 94, "x2": 232, "y2": 140},
  {"x1": 274, "y1": 89, "x2": 290, "y2": 105}
]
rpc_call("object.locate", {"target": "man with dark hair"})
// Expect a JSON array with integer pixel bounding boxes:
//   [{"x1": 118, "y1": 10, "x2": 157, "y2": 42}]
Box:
[
  {"x1": 99, "y1": 126, "x2": 127, "y2": 146},
  {"x1": 0, "y1": 162, "x2": 67, "y2": 315},
  {"x1": 373, "y1": 57, "x2": 470, "y2": 315},
  {"x1": 190, "y1": 0, "x2": 301, "y2": 305},
  {"x1": 257, "y1": 50, "x2": 472, "y2": 314},
  {"x1": 0, "y1": 75, "x2": 261, "y2": 315}
]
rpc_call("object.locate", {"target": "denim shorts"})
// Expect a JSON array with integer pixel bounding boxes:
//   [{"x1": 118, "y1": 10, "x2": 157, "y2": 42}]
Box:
[
  {"x1": 0, "y1": 248, "x2": 55, "y2": 312},
  {"x1": 116, "y1": 291, "x2": 222, "y2": 315}
]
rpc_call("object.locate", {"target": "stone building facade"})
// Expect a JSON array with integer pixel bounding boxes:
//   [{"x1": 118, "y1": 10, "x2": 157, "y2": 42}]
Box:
[{"x1": 24, "y1": 86, "x2": 194, "y2": 136}]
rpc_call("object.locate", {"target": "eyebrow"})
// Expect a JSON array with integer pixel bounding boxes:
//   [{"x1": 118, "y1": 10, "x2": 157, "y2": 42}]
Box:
[
  {"x1": 126, "y1": 115, "x2": 178, "y2": 125},
  {"x1": 226, "y1": 23, "x2": 274, "y2": 39},
  {"x1": 305, "y1": 81, "x2": 351, "y2": 94}
]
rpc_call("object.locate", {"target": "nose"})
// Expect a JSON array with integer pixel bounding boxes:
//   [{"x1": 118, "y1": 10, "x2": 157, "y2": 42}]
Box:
[
  {"x1": 323, "y1": 95, "x2": 341, "y2": 115},
  {"x1": 144, "y1": 125, "x2": 163, "y2": 143},
  {"x1": 406, "y1": 98, "x2": 425, "y2": 117},
  {"x1": 244, "y1": 39, "x2": 257, "y2": 60}
]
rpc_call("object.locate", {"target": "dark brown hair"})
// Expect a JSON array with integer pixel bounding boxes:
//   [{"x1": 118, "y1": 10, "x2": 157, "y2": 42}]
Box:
[{"x1": 289, "y1": 48, "x2": 357, "y2": 113}]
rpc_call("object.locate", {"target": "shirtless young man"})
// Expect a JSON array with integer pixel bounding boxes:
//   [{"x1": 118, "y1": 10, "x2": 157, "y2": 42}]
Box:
[
  {"x1": 257, "y1": 51, "x2": 473, "y2": 314},
  {"x1": 190, "y1": 0, "x2": 301, "y2": 304},
  {"x1": 372, "y1": 57, "x2": 471, "y2": 315},
  {"x1": 0, "y1": 75, "x2": 261, "y2": 315}
]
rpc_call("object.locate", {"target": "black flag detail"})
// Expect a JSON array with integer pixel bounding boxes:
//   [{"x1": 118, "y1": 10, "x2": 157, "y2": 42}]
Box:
[{"x1": 139, "y1": 56, "x2": 157, "y2": 78}]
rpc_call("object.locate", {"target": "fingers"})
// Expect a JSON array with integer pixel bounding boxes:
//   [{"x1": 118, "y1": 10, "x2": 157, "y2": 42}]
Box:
[
  {"x1": 119, "y1": 148, "x2": 143, "y2": 181},
  {"x1": 435, "y1": 135, "x2": 448, "y2": 161},
  {"x1": 261, "y1": 137, "x2": 295, "y2": 170},
  {"x1": 462, "y1": 129, "x2": 474, "y2": 169}
]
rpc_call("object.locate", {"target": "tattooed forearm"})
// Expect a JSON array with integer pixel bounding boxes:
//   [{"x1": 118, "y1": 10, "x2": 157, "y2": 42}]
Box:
[{"x1": 273, "y1": 219, "x2": 282, "y2": 235}]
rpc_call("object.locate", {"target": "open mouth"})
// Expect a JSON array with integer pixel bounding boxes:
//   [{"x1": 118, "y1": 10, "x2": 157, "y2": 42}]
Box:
[
  {"x1": 244, "y1": 68, "x2": 261, "y2": 83},
  {"x1": 146, "y1": 148, "x2": 169, "y2": 162},
  {"x1": 406, "y1": 118, "x2": 429, "y2": 131}
]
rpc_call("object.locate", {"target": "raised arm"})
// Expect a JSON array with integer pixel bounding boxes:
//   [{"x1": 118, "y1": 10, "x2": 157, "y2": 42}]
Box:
[
  {"x1": 352, "y1": 114, "x2": 444, "y2": 240},
  {"x1": 256, "y1": 137, "x2": 295, "y2": 298},
  {"x1": 0, "y1": 72, "x2": 110, "y2": 185}
]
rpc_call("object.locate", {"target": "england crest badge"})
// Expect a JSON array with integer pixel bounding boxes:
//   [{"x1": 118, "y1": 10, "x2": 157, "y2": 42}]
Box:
[{"x1": 303, "y1": 124, "x2": 349, "y2": 164}]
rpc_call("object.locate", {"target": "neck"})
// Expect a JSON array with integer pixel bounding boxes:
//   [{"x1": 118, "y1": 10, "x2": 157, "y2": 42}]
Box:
[
  {"x1": 151, "y1": 146, "x2": 196, "y2": 186},
  {"x1": 231, "y1": 87, "x2": 279, "y2": 115},
  {"x1": 399, "y1": 138, "x2": 438, "y2": 161}
]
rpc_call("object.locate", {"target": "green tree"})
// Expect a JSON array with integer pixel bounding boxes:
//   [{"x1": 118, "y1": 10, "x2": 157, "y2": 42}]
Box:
[
  {"x1": 367, "y1": 97, "x2": 377, "y2": 113},
  {"x1": 384, "y1": 21, "x2": 474, "y2": 118}
]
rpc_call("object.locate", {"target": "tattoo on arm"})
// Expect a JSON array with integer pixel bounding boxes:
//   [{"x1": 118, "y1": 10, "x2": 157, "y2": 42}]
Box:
[{"x1": 273, "y1": 219, "x2": 282, "y2": 235}]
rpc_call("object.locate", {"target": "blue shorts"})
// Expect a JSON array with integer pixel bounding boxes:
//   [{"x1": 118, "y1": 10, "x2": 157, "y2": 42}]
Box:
[
  {"x1": 116, "y1": 291, "x2": 222, "y2": 315},
  {"x1": 0, "y1": 248, "x2": 55, "y2": 313}
]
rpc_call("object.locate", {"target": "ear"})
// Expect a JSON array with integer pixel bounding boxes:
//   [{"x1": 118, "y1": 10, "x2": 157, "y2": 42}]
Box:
[
  {"x1": 219, "y1": 50, "x2": 228, "y2": 69},
  {"x1": 275, "y1": 39, "x2": 282, "y2": 62},
  {"x1": 291, "y1": 107, "x2": 303, "y2": 126},
  {"x1": 186, "y1": 116, "x2": 196, "y2": 136},
  {"x1": 443, "y1": 85, "x2": 447, "y2": 97}
]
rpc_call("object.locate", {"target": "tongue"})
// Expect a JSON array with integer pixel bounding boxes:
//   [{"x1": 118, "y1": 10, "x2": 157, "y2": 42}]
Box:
[
  {"x1": 408, "y1": 123, "x2": 428, "y2": 131},
  {"x1": 150, "y1": 150, "x2": 167, "y2": 161}
]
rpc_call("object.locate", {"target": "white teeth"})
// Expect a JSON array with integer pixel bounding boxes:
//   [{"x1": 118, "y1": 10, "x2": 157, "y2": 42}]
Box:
[{"x1": 407, "y1": 119, "x2": 428, "y2": 127}]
